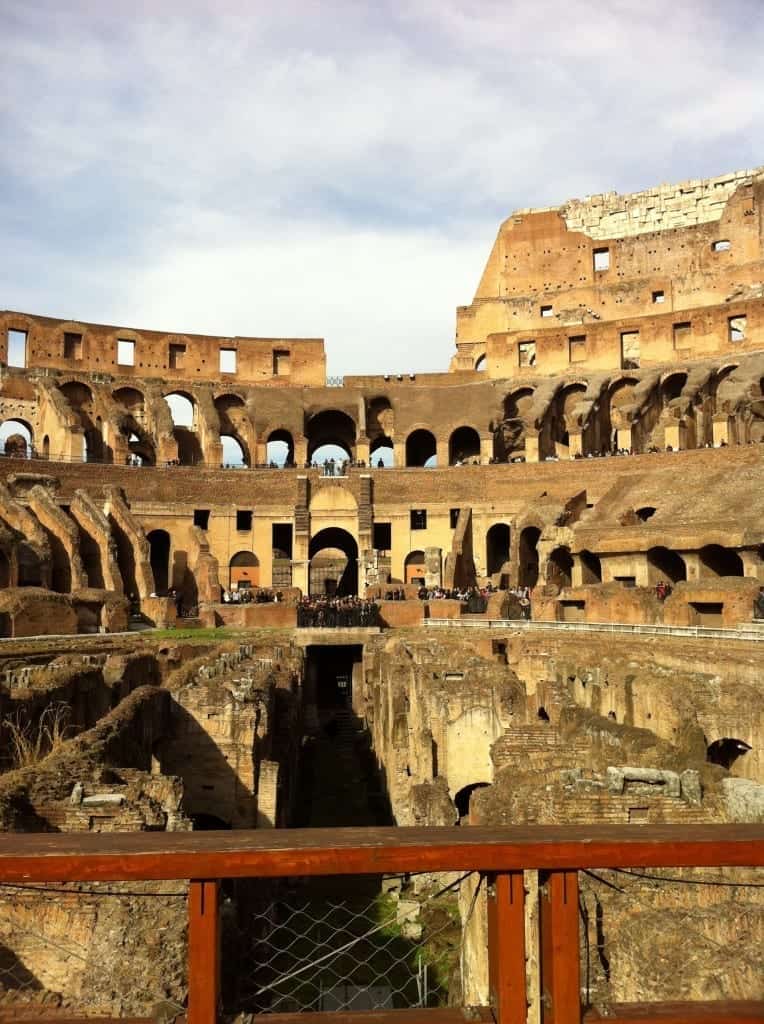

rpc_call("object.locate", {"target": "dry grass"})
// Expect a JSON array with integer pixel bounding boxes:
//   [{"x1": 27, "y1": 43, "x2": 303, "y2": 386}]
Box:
[{"x1": 5, "y1": 702, "x2": 73, "y2": 769}]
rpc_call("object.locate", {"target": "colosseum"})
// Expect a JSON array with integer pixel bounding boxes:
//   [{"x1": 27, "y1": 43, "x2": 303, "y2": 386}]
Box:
[{"x1": 0, "y1": 166, "x2": 762, "y2": 1024}]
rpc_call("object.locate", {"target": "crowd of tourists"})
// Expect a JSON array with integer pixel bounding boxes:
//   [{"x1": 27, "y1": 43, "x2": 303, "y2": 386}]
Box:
[
  {"x1": 297, "y1": 596, "x2": 380, "y2": 628},
  {"x1": 221, "y1": 587, "x2": 282, "y2": 604}
]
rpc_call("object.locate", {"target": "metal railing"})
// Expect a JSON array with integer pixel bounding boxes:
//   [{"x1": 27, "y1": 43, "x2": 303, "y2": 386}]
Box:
[
  {"x1": 423, "y1": 618, "x2": 764, "y2": 642},
  {"x1": 0, "y1": 825, "x2": 761, "y2": 1024}
]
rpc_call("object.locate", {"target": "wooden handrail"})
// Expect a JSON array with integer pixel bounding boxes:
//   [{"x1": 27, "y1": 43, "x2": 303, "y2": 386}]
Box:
[{"x1": 1, "y1": 824, "x2": 762, "y2": 882}]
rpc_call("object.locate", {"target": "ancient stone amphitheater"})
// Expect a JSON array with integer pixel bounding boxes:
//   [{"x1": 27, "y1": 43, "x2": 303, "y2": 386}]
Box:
[{"x1": 0, "y1": 167, "x2": 762, "y2": 1024}]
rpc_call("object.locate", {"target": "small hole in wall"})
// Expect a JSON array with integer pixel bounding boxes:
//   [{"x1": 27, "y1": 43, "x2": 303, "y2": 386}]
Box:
[{"x1": 538, "y1": 706, "x2": 550, "y2": 722}]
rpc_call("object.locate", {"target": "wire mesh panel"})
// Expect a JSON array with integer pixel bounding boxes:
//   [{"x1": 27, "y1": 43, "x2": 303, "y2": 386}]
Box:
[
  {"x1": 0, "y1": 881, "x2": 187, "y2": 1017},
  {"x1": 230, "y1": 874, "x2": 470, "y2": 1014}
]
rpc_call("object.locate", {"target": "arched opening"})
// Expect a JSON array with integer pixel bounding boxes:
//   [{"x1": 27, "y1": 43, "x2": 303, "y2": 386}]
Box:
[
  {"x1": 229, "y1": 551, "x2": 260, "y2": 590},
  {"x1": 78, "y1": 524, "x2": 105, "y2": 589},
  {"x1": 661, "y1": 372, "x2": 687, "y2": 404},
  {"x1": 306, "y1": 410, "x2": 356, "y2": 464},
  {"x1": 519, "y1": 527, "x2": 540, "y2": 589},
  {"x1": 309, "y1": 528, "x2": 358, "y2": 596},
  {"x1": 114, "y1": 387, "x2": 154, "y2": 465},
  {"x1": 499, "y1": 388, "x2": 535, "y2": 460},
  {"x1": 147, "y1": 530, "x2": 171, "y2": 595},
  {"x1": 46, "y1": 530, "x2": 72, "y2": 594},
  {"x1": 547, "y1": 546, "x2": 573, "y2": 588},
  {"x1": 647, "y1": 547, "x2": 686, "y2": 584},
  {"x1": 553, "y1": 384, "x2": 587, "y2": 454},
  {"x1": 537, "y1": 706, "x2": 550, "y2": 722},
  {"x1": 404, "y1": 550, "x2": 426, "y2": 585},
  {"x1": 405, "y1": 429, "x2": 437, "y2": 468},
  {"x1": 164, "y1": 392, "x2": 195, "y2": 428},
  {"x1": 486, "y1": 524, "x2": 510, "y2": 579},
  {"x1": 111, "y1": 521, "x2": 139, "y2": 605},
  {"x1": 266, "y1": 429, "x2": 294, "y2": 467},
  {"x1": 370, "y1": 435, "x2": 394, "y2": 467},
  {"x1": 165, "y1": 393, "x2": 201, "y2": 465},
  {"x1": 113, "y1": 387, "x2": 146, "y2": 420},
  {"x1": 17, "y1": 543, "x2": 42, "y2": 587},
  {"x1": 221, "y1": 435, "x2": 247, "y2": 468},
  {"x1": 699, "y1": 545, "x2": 744, "y2": 578},
  {"x1": 580, "y1": 549, "x2": 602, "y2": 584},
  {"x1": 0, "y1": 420, "x2": 33, "y2": 458},
  {"x1": 449, "y1": 426, "x2": 481, "y2": 465},
  {"x1": 454, "y1": 782, "x2": 490, "y2": 821},
  {"x1": 706, "y1": 737, "x2": 751, "y2": 770},
  {"x1": 474, "y1": 355, "x2": 487, "y2": 372},
  {"x1": 61, "y1": 382, "x2": 108, "y2": 463},
  {"x1": 636, "y1": 507, "x2": 657, "y2": 522},
  {"x1": 42, "y1": 435, "x2": 50, "y2": 459}
]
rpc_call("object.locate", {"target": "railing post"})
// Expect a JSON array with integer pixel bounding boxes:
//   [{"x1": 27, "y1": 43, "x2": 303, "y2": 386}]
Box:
[
  {"x1": 487, "y1": 870, "x2": 527, "y2": 1023},
  {"x1": 539, "y1": 870, "x2": 580, "y2": 1024},
  {"x1": 188, "y1": 879, "x2": 220, "y2": 1024}
]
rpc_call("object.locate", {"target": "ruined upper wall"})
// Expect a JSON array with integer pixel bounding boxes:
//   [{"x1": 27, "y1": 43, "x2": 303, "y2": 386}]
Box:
[
  {"x1": 454, "y1": 166, "x2": 764, "y2": 376},
  {"x1": 539, "y1": 167, "x2": 763, "y2": 240},
  {"x1": 0, "y1": 312, "x2": 326, "y2": 388}
]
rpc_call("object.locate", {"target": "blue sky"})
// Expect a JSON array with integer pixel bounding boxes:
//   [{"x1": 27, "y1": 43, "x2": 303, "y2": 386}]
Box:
[{"x1": 2, "y1": 0, "x2": 763, "y2": 374}]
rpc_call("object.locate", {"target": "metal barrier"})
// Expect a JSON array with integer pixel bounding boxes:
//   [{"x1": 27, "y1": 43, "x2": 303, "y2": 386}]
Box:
[{"x1": 423, "y1": 618, "x2": 764, "y2": 642}]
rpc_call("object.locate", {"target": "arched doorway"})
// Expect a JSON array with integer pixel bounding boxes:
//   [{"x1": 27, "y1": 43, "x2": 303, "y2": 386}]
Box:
[
  {"x1": 266, "y1": 429, "x2": 294, "y2": 467},
  {"x1": 486, "y1": 524, "x2": 510, "y2": 579},
  {"x1": 699, "y1": 545, "x2": 744, "y2": 578},
  {"x1": 0, "y1": 419, "x2": 33, "y2": 458},
  {"x1": 309, "y1": 528, "x2": 358, "y2": 596},
  {"x1": 370, "y1": 435, "x2": 394, "y2": 467},
  {"x1": 229, "y1": 551, "x2": 260, "y2": 590},
  {"x1": 474, "y1": 355, "x2": 487, "y2": 372},
  {"x1": 221, "y1": 435, "x2": 247, "y2": 468},
  {"x1": 449, "y1": 426, "x2": 481, "y2": 465},
  {"x1": 518, "y1": 527, "x2": 540, "y2": 589},
  {"x1": 647, "y1": 547, "x2": 686, "y2": 584},
  {"x1": 405, "y1": 429, "x2": 437, "y2": 467},
  {"x1": 454, "y1": 782, "x2": 490, "y2": 822},
  {"x1": 164, "y1": 393, "x2": 202, "y2": 465},
  {"x1": 306, "y1": 410, "x2": 356, "y2": 464},
  {"x1": 404, "y1": 550, "x2": 426, "y2": 585},
  {"x1": 147, "y1": 530, "x2": 171, "y2": 595},
  {"x1": 547, "y1": 546, "x2": 573, "y2": 588}
]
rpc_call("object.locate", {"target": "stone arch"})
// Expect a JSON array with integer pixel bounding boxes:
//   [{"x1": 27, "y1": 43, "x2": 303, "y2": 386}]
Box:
[
  {"x1": 449, "y1": 426, "x2": 481, "y2": 465},
  {"x1": 164, "y1": 391, "x2": 196, "y2": 429},
  {"x1": 486, "y1": 523, "x2": 511, "y2": 579},
  {"x1": 147, "y1": 530, "x2": 171, "y2": 595},
  {"x1": 405, "y1": 428, "x2": 437, "y2": 467},
  {"x1": 647, "y1": 546, "x2": 686, "y2": 584},
  {"x1": 266, "y1": 429, "x2": 294, "y2": 467},
  {"x1": 221, "y1": 435, "x2": 248, "y2": 468},
  {"x1": 698, "y1": 544, "x2": 744, "y2": 578},
  {"x1": 42, "y1": 435, "x2": 50, "y2": 459},
  {"x1": 229, "y1": 550, "x2": 259, "y2": 589},
  {"x1": 404, "y1": 550, "x2": 426, "y2": 584},
  {"x1": 370, "y1": 434, "x2": 394, "y2": 466},
  {"x1": 660, "y1": 371, "x2": 688, "y2": 403},
  {"x1": 306, "y1": 409, "x2": 356, "y2": 463},
  {"x1": 454, "y1": 781, "x2": 490, "y2": 821},
  {"x1": 706, "y1": 737, "x2": 751, "y2": 770},
  {"x1": 474, "y1": 354, "x2": 487, "y2": 372},
  {"x1": 580, "y1": 549, "x2": 602, "y2": 584},
  {"x1": 0, "y1": 419, "x2": 34, "y2": 457},
  {"x1": 547, "y1": 546, "x2": 573, "y2": 587},
  {"x1": 367, "y1": 396, "x2": 394, "y2": 441},
  {"x1": 519, "y1": 526, "x2": 541, "y2": 589},
  {"x1": 60, "y1": 381, "x2": 107, "y2": 462},
  {"x1": 309, "y1": 527, "x2": 358, "y2": 596},
  {"x1": 499, "y1": 388, "x2": 535, "y2": 460}
]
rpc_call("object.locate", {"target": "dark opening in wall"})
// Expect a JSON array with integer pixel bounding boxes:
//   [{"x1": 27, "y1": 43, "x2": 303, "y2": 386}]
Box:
[
  {"x1": 64, "y1": 332, "x2": 82, "y2": 360},
  {"x1": 168, "y1": 343, "x2": 186, "y2": 370},
  {"x1": 454, "y1": 782, "x2": 490, "y2": 821},
  {"x1": 706, "y1": 737, "x2": 751, "y2": 770},
  {"x1": 537, "y1": 706, "x2": 550, "y2": 722},
  {"x1": 373, "y1": 522, "x2": 392, "y2": 551},
  {"x1": 272, "y1": 523, "x2": 293, "y2": 559},
  {"x1": 193, "y1": 509, "x2": 210, "y2": 530},
  {"x1": 636, "y1": 507, "x2": 657, "y2": 521},
  {"x1": 236, "y1": 510, "x2": 253, "y2": 531},
  {"x1": 410, "y1": 509, "x2": 427, "y2": 530}
]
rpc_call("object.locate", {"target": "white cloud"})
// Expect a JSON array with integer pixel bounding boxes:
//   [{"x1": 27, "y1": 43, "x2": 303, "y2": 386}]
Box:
[{"x1": 1, "y1": 0, "x2": 763, "y2": 373}]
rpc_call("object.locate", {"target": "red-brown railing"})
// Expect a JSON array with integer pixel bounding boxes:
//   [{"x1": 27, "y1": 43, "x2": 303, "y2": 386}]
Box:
[{"x1": 0, "y1": 824, "x2": 762, "y2": 1024}]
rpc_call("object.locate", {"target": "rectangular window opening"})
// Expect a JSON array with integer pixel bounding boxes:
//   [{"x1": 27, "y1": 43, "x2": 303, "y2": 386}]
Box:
[
  {"x1": 614, "y1": 575, "x2": 636, "y2": 588},
  {"x1": 540, "y1": 305, "x2": 553, "y2": 318},
  {"x1": 518, "y1": 340, "x2": 536, "y2": 368},
  {"x1": 236, "y1": 510, "x2": 253, "y2": 532},
  {"x1": 7, "y1": 329, "x2": 27, "y2": 368},
  {"x1": 569, "y1": 335, "x2": 587, "y2": 363},
  {"x1": 169, "y1": 343, "x2": 186, "y2": 370},
  {"x1": 373, "y1": 522, "x2": 392, "y2": 551},
  {"x1": 620, "y1": 331, "x2": 640, "y2": 370},
  {"x1": 220, "y1": 348, "x2": 237, "y2": 374},
  {"x1": 64, "y1": 332, "x2": 83, "y2": 360},
  {"x1": 410, "y1": 509, "x2": 427, "y2": 530},
  {"x1": 273, "y1": 349, "x2": 291, "y2": 376},
  {"x1": 193, "y1": 509, "x2": 210, "y2": 530},
  {"x1": 593, "y1": 247, "x2": 610, "y2": 272},
  {"x1": 272, "y1": 522, "x2": 293, "y2": 559},
  {"x1": 728, "y1": 315, "x2": 746, "y2": 342},
  {"x1": 117, "y1": 339, "x2": 135, "y2": 366},
  {"x1": 673, "y1": 322, "x2": 692, "y2": 348},
  {"x1": 449, "y1": 508, "x2": 461, "y2": 529},
  {"x1": 652, "y1": 290, "x2": 665, "y2": 304},
  {"x1": 712, "y1": 239, "x2": 731, "y2": 252}
]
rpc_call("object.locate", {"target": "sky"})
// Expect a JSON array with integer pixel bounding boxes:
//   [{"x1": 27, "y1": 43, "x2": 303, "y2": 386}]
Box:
[{"x1": 2, "y1": 0, "x2": 763, "y2": 376}]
